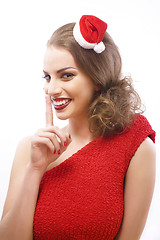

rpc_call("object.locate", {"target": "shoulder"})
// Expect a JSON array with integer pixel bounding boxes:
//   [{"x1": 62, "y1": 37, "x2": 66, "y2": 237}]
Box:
[
  {"x1": 127, "y1": 136, "x2": 156, "y2": 195},
  {"x1": 127, "y1": 136, "x2": 156, "y2": 183},
  {"x1": 124, "y1": 114, "x2": 156, "y2": 171},
  {"x1": 1, "y1": 136, "x2": 31, "y2": 219},
  {"x1": 14, "y1": 136, "x2": 32, "y2": 161},
  {"x1": 10, "y1": 136, "x2": 32, "y2": 174},
  {"x1": 10, "y1": 136, "x2": 32, "y2": 187}
]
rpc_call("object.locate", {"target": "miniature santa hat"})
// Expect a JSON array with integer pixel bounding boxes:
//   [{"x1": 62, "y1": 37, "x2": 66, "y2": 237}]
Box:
[{"x1": 73, "y1": 15, "x2": 107, "y2": 54}]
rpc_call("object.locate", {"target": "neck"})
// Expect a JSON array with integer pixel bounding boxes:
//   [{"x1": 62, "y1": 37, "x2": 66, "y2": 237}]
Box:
[{"x1": 68, "y1": 116, "x2": 93, "y2": 142}]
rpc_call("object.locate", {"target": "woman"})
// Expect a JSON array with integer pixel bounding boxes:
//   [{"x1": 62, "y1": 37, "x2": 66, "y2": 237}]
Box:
[{"x1": 0, "y1": 15, "x2": 156, "y2": 240}]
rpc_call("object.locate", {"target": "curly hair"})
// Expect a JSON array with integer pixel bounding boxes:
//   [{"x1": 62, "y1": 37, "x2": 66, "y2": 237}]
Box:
[{"x1": 47, "y1": 22, "x2": 144, "y2": 137}]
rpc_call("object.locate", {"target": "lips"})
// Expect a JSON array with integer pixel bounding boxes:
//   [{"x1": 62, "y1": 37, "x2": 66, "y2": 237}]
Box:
[{"x1": 51, "y1": 97, "x2": 72, "y2": 110}]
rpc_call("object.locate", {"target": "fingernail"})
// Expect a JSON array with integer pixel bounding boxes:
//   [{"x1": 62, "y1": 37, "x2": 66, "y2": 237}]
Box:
[
  {"x1": 69, "y1": 134, "x2": 71, "y2": 139},
  {"x1": 58, "y1": 149, "x2": 61, "y2": 155},
  {"x1": 64, "y1": 141, "x2": 67, "y2": 147},
  {"x1": 54, "y1": 150, "x2": 56, "y2": 154}
]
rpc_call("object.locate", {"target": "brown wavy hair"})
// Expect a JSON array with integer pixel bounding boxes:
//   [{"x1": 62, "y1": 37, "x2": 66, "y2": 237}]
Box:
[{"x1": 47, "y1": 22, "x2": 144, "y2": 137}]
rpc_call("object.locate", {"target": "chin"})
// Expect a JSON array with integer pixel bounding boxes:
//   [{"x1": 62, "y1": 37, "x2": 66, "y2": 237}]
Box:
[{"x1": 55, "y1": 113, "x2": 70, "y2": 121}]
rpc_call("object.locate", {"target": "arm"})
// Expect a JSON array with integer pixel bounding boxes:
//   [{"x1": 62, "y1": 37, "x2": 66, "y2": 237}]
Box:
[
  {"x1": 0, "y1": 95, "x2": 71, "y2": 240},
  {"x1": 115, "y1": 137, "x2": 156, "y2": 240},
  {"x1": 0, "y1": 137, "x2": 41, "y2": 240}
]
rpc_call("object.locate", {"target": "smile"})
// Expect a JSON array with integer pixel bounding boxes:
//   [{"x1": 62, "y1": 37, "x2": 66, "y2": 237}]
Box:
[{"x1": 51, "y1": 97, "x2": 72, "y2": 110}]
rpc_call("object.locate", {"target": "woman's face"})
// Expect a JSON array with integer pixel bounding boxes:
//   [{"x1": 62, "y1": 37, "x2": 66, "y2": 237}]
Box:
[{"x1": 43, "y1": 46, "x2": 98, "y2": 120}]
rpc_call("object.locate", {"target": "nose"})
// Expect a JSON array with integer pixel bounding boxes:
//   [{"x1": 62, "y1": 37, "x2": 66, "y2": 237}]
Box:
[{"x1": 44, "y1": 78, "x2": 62, "y2": 97}]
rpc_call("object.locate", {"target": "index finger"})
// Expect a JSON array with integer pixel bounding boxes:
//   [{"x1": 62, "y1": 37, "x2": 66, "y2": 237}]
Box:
[{"x1": 45, "y1": 95, "x2": 54, "y2": 127}]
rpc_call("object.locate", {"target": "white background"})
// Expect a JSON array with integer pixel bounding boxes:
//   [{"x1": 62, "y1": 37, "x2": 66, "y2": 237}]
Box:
[{"x1": 0, "y1": 0, "x2": 160, "y2": 239}]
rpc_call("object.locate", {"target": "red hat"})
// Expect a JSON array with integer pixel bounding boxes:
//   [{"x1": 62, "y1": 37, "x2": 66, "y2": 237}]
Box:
[{"x1": 73, "y1": 15, "x2": 107, "y2": 53}]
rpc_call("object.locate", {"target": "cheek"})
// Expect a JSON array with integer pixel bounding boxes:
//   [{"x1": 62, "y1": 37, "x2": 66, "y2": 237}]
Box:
[
  {"x1": 67, "y1": 78, "x2": 95, "y2": 101},
  {"x1": 81, "y1": 83, "x2": 95, "y2": 99},
  {"x1": 78, "y1": 88, "x2": 95, "y2": 104}
]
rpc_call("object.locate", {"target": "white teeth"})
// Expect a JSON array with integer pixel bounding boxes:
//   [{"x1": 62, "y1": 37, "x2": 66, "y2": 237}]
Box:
[{"x1": 53, "y1": 99, "x2": 70, "y2": 106}]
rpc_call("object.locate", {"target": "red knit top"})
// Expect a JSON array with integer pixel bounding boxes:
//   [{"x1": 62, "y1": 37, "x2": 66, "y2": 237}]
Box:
[{"x1": 33, "y1": 115, "x2": 155, "y2": 240}]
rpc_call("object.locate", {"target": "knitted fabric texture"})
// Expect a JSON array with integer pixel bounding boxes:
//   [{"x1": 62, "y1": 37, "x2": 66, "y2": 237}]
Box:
[{"x1": 33, "y1": 115, "x2": 155, "y2": 240}]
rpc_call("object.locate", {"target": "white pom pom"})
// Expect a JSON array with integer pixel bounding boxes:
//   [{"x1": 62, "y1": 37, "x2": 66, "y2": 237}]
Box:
[{"x1": 93, "y1": 42, "x2": 105, "y2": 53}]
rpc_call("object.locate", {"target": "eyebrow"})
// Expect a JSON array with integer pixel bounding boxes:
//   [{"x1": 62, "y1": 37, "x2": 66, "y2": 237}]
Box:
[
  {"x1": 43, "y1": 67, "x2": 77, "y2": 75},
  {"x1": 57, "y1": 67, "x2": 77, "y2": 73}
]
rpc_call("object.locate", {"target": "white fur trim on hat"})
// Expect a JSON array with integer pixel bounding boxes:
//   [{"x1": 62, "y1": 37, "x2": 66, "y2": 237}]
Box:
[{"x1": 94, "y1": 42, "x2": 105, "y2": 53}]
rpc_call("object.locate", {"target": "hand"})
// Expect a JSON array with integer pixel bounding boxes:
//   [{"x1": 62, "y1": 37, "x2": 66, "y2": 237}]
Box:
[{"x1": 30, "y1": 95, "x2": 71, "y2": 173}]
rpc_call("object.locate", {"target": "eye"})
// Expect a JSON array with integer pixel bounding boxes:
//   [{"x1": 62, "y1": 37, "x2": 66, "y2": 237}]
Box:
[
  {"x1": 42, "y1": 74, "x2": 51, "y2": 82},
  {"x1": 61, "y1": 73, "x2": 75, "y2": 80}
]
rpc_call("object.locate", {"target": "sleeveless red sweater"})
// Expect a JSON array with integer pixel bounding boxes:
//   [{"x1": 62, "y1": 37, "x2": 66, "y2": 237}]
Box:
[{"x1": 33, "y1": 115, "x2": 155, "y2": 240}]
